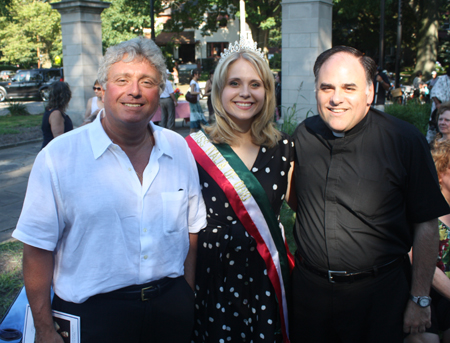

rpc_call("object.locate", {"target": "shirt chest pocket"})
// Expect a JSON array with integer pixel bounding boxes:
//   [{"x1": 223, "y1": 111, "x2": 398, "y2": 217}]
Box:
[{"x1": 161, "y1": 190, "x2": 188, "y2": 234}]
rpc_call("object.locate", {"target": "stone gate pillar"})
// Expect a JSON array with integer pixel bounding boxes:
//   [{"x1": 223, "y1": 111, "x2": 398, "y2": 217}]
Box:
[
  {"x1": 51, "y1": 0, "x2": 110, "y2": 126},
  {"x1": 281, "y1": 0, "x2": 332, "y2": 122}
]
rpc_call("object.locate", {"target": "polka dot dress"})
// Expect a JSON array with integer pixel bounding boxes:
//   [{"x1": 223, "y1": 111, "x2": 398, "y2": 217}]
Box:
[{"x1": 192, "y1": 134, "x2": 294, "y2": 343}]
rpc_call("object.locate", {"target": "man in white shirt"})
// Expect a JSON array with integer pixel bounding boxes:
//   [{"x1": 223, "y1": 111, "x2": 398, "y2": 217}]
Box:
[
  {"x1": 159, "y1": 70, "x2": 178, "y2": 130},
  {"x1": 13, "y1": 37, "x2": 206, "y2": 343}
]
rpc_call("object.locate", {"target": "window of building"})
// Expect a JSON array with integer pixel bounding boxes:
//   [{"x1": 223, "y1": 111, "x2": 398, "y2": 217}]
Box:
[{"x1": 207, "y1": 42, "x2": 229, "y2": 58}]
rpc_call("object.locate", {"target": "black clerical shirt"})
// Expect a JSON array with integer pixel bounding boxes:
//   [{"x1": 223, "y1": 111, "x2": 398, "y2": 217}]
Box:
[{"x1": 293, "y1": 109, "x2": 449, "y2": 272}]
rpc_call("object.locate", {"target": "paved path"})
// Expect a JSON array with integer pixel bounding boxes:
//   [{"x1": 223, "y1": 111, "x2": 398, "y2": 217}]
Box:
[
  {"x1": 0, "y1": 141, "x2": 41, "y2": 243},
  {"x1": 0, "y1": 119, "x2": 194, "y2": 244}
]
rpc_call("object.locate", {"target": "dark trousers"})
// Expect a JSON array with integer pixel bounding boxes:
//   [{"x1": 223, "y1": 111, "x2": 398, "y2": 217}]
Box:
[
  {"x1": 52, "y1": 276, "x2": 195, "y2": 343},
  {"x1": 159, "y1": 97, "x2": 176, "y2": 130},
  {"x1": 290, "y1": 257, "x2": 410, "y2": 343}
]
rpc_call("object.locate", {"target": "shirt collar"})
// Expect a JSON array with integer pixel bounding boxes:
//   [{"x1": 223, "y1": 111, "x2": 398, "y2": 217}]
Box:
[
  {"x1": 307, "y1": 111, "x2": 371, "y2": 140},
  {"x1": 88, "y1": 112, "x2": 174, "y2": 159}
]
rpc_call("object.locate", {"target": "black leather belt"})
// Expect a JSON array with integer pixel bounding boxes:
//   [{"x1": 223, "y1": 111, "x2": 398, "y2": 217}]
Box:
[
  {"x1": 300, "y1": 256, "x2": 405, "y2": 283},
  {"x1": 95, "y1": 277, "x2": 177, "y2": 301}
]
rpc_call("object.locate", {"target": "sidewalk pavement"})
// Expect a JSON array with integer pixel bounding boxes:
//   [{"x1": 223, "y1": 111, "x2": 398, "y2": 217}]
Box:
[{"x1": 0, "y1": 118, "x2": 196, "y2": 244}]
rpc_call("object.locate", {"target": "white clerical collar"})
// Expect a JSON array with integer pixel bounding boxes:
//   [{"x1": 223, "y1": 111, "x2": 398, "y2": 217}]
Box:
[{"x1": 332, "y1": 131, "x2": 345, "y2": 138}]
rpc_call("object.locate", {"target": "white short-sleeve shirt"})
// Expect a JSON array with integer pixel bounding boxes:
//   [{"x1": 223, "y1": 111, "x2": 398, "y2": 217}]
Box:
[
  {"x1": 13, "y1": 114, "x2": 207, "y2": 303},
  {"x1": 160, "y1": 79, "x2": 174, "y2": 99}
]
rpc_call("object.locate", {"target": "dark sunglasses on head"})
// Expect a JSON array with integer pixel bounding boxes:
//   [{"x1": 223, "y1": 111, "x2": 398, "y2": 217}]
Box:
[{"x1": 93, "y1": 87, "x2": 101, "y2": 91}]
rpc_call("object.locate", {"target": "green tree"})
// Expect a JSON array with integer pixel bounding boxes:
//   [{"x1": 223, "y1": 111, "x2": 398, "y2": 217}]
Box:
[
  {"x1": 0, "y1": 0, "x2": 61, "y2": 68},
  {"x1": 332, "y1": 0, "x2": 448, "y2": 75},
  {"x1": 101, "y1": 0, "x2": 155, "y2": 51}
]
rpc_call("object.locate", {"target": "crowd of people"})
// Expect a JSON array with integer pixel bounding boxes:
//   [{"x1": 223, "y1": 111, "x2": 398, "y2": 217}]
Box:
[{"x1": 15, "y1": 36, "x2": 450, "y2": 343}]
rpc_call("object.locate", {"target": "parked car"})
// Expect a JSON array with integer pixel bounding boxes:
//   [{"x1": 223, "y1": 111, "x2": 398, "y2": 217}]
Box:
[
  {"x1": 0, "y1": 68, "x2": 64, "y2": 102},
  {"x1": 178, "y1": 63, "x2": 198, "y2": 84},
  {"x1": 0, "y1": 70, "x2": 15, "y2": 80}
]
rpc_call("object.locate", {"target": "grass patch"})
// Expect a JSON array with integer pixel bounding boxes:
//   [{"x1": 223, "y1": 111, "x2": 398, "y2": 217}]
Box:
[
  {"x1": 384, "y1": 102, "x2": 431, "y2": 135},
  {"x1": 0, "y1": 114, "x2": 42, "y2": 135},
  {"x1": 0, "y1": 241, "x2": 24, "y2": 319}
]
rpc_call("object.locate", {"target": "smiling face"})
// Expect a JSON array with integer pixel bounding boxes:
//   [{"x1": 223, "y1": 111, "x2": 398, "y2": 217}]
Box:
[
  {"x1": 221, "y1": 58, "x2": 265, "y2": 129},
  {"x1": 102, "y1": 57, "x2": 161, "y2": 128},
  {"x1": 316, "y1": 52, "x2": 374, "y2": 133},
  {"x1": 439, "y1": 110, "x2": 450, "y2": 138}
]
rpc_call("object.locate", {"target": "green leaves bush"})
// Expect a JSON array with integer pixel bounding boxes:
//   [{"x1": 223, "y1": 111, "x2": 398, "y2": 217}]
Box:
[{"x1": 384, "y1": 102, "x2": 431, "y2": 135}]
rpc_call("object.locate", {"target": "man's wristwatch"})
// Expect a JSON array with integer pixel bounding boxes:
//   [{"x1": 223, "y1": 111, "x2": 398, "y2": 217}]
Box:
[{"x1": 410, "y1": 294, "x2": 432, "y2": 308}]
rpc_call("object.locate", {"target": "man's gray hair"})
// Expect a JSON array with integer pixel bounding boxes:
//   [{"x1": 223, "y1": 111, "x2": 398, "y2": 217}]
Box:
[{"x1": 97, "y1": 36, "x2": 167, "y2": 94}]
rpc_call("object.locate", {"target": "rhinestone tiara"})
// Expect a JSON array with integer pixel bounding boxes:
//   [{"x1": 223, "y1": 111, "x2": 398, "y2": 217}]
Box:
[{"x1": 218, "y1": 37, "x2": 265, "y2": 64}]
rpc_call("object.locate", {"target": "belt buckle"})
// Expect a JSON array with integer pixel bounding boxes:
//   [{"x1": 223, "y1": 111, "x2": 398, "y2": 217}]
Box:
[
  {"x1": 141, "y1": 285, "x2": 154, "y2": 301},
  {"x1": 328, "y1": 270, "x2": 348, "y2": 283}
]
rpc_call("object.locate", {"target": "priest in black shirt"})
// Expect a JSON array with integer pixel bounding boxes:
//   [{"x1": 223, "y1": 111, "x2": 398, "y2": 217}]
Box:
[{"x1": 290, "y1": 46, "x2": 450, "y2": 343}]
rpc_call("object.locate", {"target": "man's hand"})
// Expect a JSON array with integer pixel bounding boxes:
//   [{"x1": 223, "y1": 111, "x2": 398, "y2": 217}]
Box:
[
  {"x1": 403, "y1": 300, "x2": 431, "y2": 335},
  {"x1": 35, "y1": 328, "x2": 65, "y2": 343},
  {"x1": 376, "y1": 75, "x2": 383, "y2": 83}
]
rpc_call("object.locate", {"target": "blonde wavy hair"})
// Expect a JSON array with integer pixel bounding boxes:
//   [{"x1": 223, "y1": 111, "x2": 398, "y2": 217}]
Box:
[{"x1": 204, "y1": 50, "x2": 281, "y2": 148}]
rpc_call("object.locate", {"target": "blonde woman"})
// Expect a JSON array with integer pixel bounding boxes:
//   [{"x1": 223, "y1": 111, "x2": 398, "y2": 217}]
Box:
[{"x1": 186, "y1": 41, "x2": 294, "y2": 342}]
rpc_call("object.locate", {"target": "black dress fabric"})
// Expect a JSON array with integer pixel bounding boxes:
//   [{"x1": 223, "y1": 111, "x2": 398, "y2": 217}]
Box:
[
  {"x1": 41, "y1": 108, "x2": 73, "y2": 149},
  {"x1": 192, "y1": 133, "x2": 294, "y2": 343}
]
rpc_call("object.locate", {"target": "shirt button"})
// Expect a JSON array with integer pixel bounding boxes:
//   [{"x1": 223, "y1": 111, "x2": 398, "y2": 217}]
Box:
[
  {"x1": 143, "y1": 228, "x2": 147, "y2": 232},
  {"x1": 143, "y1": 255, "x2": 148, "y2": 260},
  {"x1": 128, "y1": 167, "x2": 132, "y2": 171}
]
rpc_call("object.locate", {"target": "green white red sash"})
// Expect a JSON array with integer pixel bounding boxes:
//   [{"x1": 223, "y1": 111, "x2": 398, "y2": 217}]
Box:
[{"x1": 186, "y1": 130, "x2": 294, "y2": 342}]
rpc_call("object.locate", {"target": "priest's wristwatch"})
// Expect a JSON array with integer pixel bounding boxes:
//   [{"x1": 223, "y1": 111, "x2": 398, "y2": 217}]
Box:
[{"x1": 410, "y1": 294, "x2": 432, "y2": 308}]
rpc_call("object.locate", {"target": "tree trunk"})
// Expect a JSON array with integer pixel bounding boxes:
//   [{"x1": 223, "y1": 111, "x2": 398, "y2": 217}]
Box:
[
  {"x1": 414, "y1": 0, "x2": 439, "y2": 77},
  {"x1": 247, "y1": 22, "x2": 269, "y2": 61}
]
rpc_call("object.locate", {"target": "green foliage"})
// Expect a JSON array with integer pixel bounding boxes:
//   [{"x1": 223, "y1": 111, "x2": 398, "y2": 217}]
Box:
[
  {"x1": 438, "y1": 40, "x2": 450, "y2": 70},
  {"x1": 101, "y1": 0, "x2": 152, "y2": 51},
  {"x1": 0, "y1": 0, "x2": 62, "y2": 68},
  {"x1": 0, "y1": 114, "x2": 42, "y2": 135},
  {"x1": 6, "y1": 101, "x2": 30, "y2": 116},
  {"x1": 384, "y1": 102, "x2": 431, "y2": 135},
  {"x1": 269, "y1": 53, "x2": 281, "y2": 69},
  {"x1": 0, "y1": 241, "x2": 24, "y2": 319},
  {"x1": 332, "y1": 0, "x2": 448, "y2": 71}
]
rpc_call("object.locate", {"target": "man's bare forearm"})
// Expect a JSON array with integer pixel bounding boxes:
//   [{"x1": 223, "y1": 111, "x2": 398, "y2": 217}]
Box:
[
  {"x1": 184, "y1": 233, "x2": 198, "y2": 290},
  {"x1": 23, "y1": 244, "x2": 61, "y2": 342}
]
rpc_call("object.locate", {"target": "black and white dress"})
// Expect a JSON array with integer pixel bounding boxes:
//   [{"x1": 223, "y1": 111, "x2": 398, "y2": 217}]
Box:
[{"x1": 192, "y1": 133, "x2": 294, "y2": 343}]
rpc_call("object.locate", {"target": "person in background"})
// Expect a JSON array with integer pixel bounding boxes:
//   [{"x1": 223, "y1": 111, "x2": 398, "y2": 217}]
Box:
[
  {"x1": 41, "y1": 81, "x2": 73, "y2": 149},
  {"x1": 291, "y1": 46, "x2": 449, "y2": 343},
  {"x1": 427, "y1": 70, "x2": 450, "y2": 143},
  {"x1": 203, "y1": 69, "x2": 215, "y2": 122},
  {"x1": 405, "y1": 140, "x2": 450, "y2": 343},
  {"x1": 14, "y1": 37, "x2": 206, "y2": 343},
  {"x1": 429, "y1": 71, "x2": 438, "y2": 90},
  {"x1": 430, "y1": 102, "x2": 450, "y2": 149},
  {"x1": 173, "y1": 62, "x2": 179, "y2": 86},
  {"x1": 187, "y1": 40, "x2": 294, "y2": 343},
  {"x1": 83, "y1": 80, "x2": 104, "y2": 124},
  {"x1": 189, "y1": 68, "x2": 207, "y2": 133},
  {"x1": 372, "y1": 64, "x2": 390, "y2": 111},
  {"x1": 413, "y1": 71, "x2": 423, "y2": 89},
  {"x1": 275, "y1": 71, "x2": 282, "y2": 120},
  {"x1": 159, "y1": 69, "x2": 178, "y2": 130}
]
